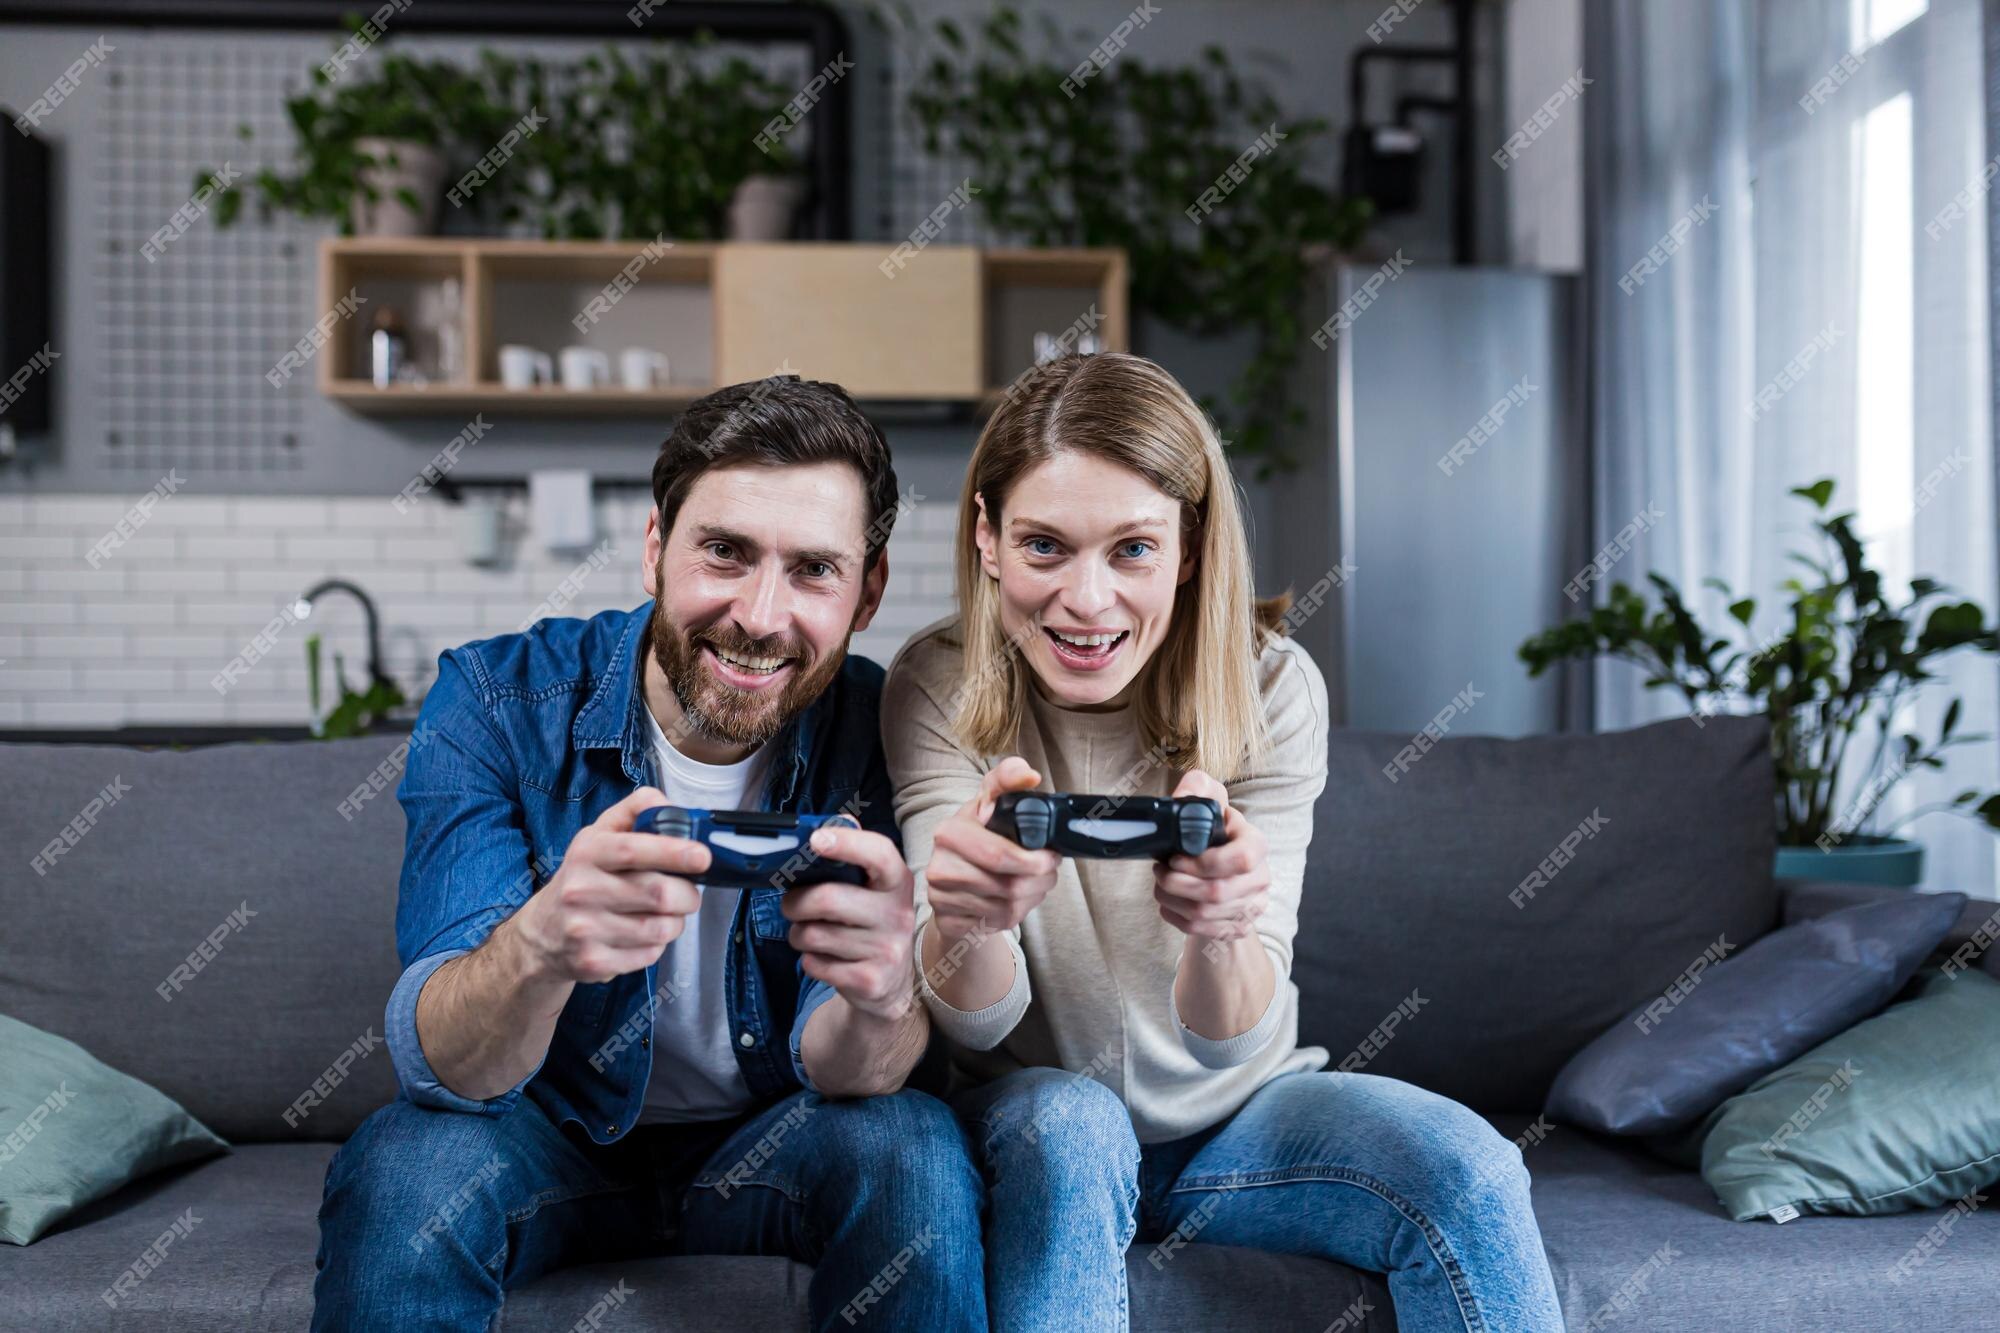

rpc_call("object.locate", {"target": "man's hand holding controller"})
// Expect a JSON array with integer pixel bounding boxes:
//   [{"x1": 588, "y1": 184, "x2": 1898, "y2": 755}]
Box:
[
  {"x1": 778, "y1": 819, "x2": 922, "y2": 1023},
  {"x1": 416, "y1": 786, "x2": 708, "y2": 1102},
  {"x1": 514, "y1": 788, "x2": 922, "y2": 1027},
  {"x1": 511, "y1": 787, "x2": 710, "y2": 985}
]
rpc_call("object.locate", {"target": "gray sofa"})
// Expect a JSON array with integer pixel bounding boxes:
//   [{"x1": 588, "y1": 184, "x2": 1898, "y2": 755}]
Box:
[{"x1": 3, "y1": 714, "x2": 1997, "y2": 1331}]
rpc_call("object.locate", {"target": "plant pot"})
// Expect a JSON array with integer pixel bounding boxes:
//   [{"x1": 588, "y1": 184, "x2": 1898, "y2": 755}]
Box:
[
  {"x1": 351, "y1": 138, "x2": 447, "y2": 237},
  {"x1": 727, "y1": 174, "x2": 803, "y2": 241},
  {"x1": 1773, "y1": 836, "x2": 1925, "y2": 888}
]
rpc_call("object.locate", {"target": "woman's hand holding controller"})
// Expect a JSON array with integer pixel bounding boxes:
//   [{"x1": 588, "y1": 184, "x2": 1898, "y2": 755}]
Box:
[
  {"x1": 926, "y1": 757, "x2": 1061, "y2": 946},
  {"x1": 1151, "y1": 769, "x2": 1270, "y2": 942}
]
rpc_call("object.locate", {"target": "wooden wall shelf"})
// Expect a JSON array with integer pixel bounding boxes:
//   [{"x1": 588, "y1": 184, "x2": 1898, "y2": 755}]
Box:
[{"x1": 317, "y1": 239, "x2": 1125, "y2": 417}]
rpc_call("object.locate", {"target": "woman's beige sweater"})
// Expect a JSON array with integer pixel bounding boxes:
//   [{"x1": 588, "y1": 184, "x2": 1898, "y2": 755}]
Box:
[{"x1": 882, "y1": 616, "x2": 1331, "y2": 1143}]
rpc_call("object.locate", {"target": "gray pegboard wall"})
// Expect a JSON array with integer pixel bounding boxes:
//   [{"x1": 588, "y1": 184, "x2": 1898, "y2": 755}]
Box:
[
  {"x1": 1, "y1": 24, "x2": 836, "y2": 497},
  {"x1": 93, "y1": 34, "x2": 326, "y2": 478}
]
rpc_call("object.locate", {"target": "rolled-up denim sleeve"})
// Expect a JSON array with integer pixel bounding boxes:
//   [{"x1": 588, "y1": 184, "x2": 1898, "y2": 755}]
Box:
[
  {"x1": 383, "y1": 948, "x2": 544, "y2": 1114},
  {"x1": 387, "y1": 649, "x2": 549, "y2": 1114},
  {"x1": 787, "y1": 976, "x2": 839, "y2": 1090}
]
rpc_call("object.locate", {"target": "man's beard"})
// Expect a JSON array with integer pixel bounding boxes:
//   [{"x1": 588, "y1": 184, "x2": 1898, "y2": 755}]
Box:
[{"x1": 648, "y1": 603, "x2": 848, "y2": 750}]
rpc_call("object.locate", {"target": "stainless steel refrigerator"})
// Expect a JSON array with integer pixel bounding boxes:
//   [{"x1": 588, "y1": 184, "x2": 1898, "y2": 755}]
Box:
[{"x1": 1260, "y1": 260, "x2": 1587, "y2": 736}]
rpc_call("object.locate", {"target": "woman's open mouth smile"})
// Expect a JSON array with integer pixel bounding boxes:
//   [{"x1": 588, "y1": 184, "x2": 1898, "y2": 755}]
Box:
[{"x1": 1043, "y1": 627, "x2": 1129, "y2": 672}]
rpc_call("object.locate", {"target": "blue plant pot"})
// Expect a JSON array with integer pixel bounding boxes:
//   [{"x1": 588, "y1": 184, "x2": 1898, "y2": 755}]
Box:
[{"x1": 1773, "y1": 837, "x2": 1925, "y2": 888}]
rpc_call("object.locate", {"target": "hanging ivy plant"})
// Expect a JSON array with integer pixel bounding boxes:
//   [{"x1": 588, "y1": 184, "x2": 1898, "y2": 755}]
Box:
[{"x1": 900, "y1": 5, "x2": 1372, "y2": 473}]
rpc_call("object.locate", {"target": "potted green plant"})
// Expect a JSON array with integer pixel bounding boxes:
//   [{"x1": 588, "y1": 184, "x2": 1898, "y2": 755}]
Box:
[
  {"x1": 214, "y1": 36, "x2": 798, "y2": 242},
  {"x1": 212, "y1": 46, "x2": 505, "y2": 236},
  {"x1": 472, "y1": 41, "x2": 800, "y2": 241},
  {"x1": 898, "y1": 5, "x2": 1371, "y2": 474},
  {"x1": 1519, "y1": 479, "x2": 2000, "y2": 886},
  {"x1": 305, "y1": 632, "x2": 406, "y2": 740}
]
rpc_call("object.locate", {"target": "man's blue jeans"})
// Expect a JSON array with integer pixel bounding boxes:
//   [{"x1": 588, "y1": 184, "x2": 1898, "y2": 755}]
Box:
[
  {"x1": 313, "y1": 1088, "x2": 986, "y2": 1332},
  {"x1": 953, "y1": 1067, "x2": 1565, "y2": 1333}
]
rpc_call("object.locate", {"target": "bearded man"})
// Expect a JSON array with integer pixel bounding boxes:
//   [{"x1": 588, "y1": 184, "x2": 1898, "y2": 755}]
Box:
[{"x1": 312, "y1": 376, "x2": 984, "y2": 1333}]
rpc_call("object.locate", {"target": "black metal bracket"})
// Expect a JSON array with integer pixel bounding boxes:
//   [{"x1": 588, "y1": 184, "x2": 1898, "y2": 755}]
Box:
[
  {"x1": 1345, "y1": 0, "x2": 1475, "y2": 263},
  {"x1": 0, "y1": 0, "x2": 852, "y2": 239}
]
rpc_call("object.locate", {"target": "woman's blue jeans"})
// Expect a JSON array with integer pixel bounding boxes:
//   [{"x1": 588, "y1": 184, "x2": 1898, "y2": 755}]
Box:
[{"x1": 952, "y1": 1067, "x2": 1565, "y2": 1333}]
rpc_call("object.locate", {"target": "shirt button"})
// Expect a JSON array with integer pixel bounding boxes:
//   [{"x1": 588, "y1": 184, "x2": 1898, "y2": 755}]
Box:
[
  {"x1": 735, "y1": 930, "x2": 745, "y2": 945},
  {"x1": 607, "y1": 1125, "x2": 620, "y2": 1136},
  {"x1": 738, "y1": 1032, "x2": 756, "y2": 1049},
  {"x1": 640, "y1": 1036, "x2": 650, "y2": 1048}
]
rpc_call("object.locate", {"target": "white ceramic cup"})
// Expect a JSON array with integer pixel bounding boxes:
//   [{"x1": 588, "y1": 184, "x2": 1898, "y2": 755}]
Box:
[
  {"x1": 619, "y1": 349, "x2": 671, "y2": 391},
  {"x1": 559, "y1": 347, "x2": 612, "y2": 391},
  {"x1": 498, "y1": 345, "x2": 553, "y2": 390}
]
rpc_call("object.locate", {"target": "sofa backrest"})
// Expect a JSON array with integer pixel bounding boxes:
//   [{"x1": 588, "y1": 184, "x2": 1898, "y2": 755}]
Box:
[
  {"x1": 1, "y1": 738, "x2": 408, "y2": 1144},
  {"x1": 2, "y1": 714, "x2": 1779, "y2": 1140},
  {"x1": 1292, "y1": 715, "x2": 1779, "y2": 1113}
]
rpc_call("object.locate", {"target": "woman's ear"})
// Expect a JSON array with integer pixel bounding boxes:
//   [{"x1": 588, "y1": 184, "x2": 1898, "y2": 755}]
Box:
[
  {"x1": 1176, "y1": 522, "x2": 1199, "y2": 587},
  {"x1": 973, "y1": 494, "x2": 1002, "y2": 581}
]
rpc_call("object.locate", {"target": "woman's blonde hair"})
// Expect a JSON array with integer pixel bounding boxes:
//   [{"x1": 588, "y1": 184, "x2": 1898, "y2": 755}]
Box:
[{"x1": 950, "y1": 352, "x2": 1290, "y2": 782}]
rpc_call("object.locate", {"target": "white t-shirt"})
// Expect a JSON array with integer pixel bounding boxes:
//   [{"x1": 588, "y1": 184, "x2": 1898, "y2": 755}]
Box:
[{"x1": 636, "y1": 705, "x2": 773, "y2": 1124}]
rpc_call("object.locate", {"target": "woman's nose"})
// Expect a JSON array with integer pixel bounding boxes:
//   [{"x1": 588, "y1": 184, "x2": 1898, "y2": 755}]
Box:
[{"x1": 1059, "y1": 565, "x2": 1116, "y2": 620}]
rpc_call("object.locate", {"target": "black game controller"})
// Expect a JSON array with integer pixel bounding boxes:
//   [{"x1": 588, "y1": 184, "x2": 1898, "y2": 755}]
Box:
[
  {"x1": 635, "y1": 807, "x2": 867, "y2": 889},
  {"x1": 986, "y1": 792, "x2": 1225, "y2": 860}
]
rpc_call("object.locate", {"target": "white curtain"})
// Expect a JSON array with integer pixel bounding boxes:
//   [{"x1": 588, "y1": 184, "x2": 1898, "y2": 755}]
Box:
[{"x1": 1587, "y1": 0, "x2": 1997, "y2": 895}]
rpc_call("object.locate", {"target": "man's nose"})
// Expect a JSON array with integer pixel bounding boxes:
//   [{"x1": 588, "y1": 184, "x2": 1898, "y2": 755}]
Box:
[{"x1": 733, "y1": 562, "x2": 788, "y2": 641}]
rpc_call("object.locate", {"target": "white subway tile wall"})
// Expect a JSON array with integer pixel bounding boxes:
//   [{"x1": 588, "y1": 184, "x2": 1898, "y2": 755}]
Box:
[{"x1": 0, "y1": 493, "x2": 960, "y2": 729}]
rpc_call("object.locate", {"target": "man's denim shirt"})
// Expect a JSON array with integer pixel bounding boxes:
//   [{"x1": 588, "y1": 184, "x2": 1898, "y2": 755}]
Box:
[{"x1": 385, "y1": 601, "x2": 897, "y2": 1145}]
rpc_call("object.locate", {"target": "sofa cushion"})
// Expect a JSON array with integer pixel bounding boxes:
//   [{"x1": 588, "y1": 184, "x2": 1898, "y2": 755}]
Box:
[
  {"x1": 1545, "y1": 892, "x2": 1965, "y2": 1136},
  {"x1": 1503, "y1": 1113, "x2": 2000, "y2": 1330},
  {"x1": 1294, "y1": 715, "x2": 1778, "y2": 1112},
  {"x1": 0, "y1": 1143, "x2": 1394, "y2": 1332},
  {"x1": 0, "y1": 1143, "x2": 823, "y2": 1333},
  {"x1": 0, "y1": 740, "x2": 407, "y2": 1144},
  {"x1": 8, "y1": 1122, "x2": 1992, "y2": 1332},
  {"x1": 0, "y1": 1144, "x2": 334, "y2": 1330}
]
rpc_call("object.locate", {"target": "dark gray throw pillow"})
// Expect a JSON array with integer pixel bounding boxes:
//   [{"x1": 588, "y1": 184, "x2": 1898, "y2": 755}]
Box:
[{"x1": 1545, "y1": 892, "x2": 1965, "y2": 1136}]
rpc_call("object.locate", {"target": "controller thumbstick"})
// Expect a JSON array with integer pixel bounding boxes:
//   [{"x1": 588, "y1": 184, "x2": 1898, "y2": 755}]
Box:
[
  {"x1": 1177, "y1": 800, "x2": 1219, "y2": 858},
  {"x1": 655, "y1": 808, "x2": 694, "y2": 840},
  {"x1": 1012, "y1": 794, "x2": 1053, "y2": 850}
]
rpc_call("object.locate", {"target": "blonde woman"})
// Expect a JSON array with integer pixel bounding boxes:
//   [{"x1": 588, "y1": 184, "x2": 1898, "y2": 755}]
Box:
[{"x1": 883, "y1": 353, "x2": 1561, "y2": 1332}]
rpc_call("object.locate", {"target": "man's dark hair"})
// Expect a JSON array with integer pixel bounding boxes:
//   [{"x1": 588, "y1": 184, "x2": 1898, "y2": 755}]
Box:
[{"x1": 652, "y1": 376, "x2": 899, "y2": 569}]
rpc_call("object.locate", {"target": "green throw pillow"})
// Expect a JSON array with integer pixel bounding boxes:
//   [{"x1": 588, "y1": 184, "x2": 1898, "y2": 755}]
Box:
[
  {"x1": 1699, "y1": 967, "x2": 2000, "y2": 1223},
  {"x1": 0, "y1": 1013, "x2": 228, "y2": 1244}
]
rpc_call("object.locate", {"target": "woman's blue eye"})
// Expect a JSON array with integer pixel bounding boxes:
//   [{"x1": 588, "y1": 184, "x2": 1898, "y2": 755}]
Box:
[
  {"x1": 1026, "y1": 537, "x2": 1059, "y2": 557},
  {"x1": 1118, "y1": 541, "x2": 1154, "y2": 559}
]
